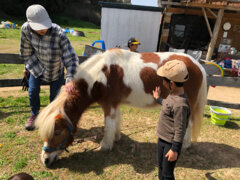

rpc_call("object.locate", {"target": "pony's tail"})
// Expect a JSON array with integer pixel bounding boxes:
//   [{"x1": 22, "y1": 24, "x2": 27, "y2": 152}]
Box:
[{"x1": 191, "y1": 67, "x2": 208, "y2": 141}]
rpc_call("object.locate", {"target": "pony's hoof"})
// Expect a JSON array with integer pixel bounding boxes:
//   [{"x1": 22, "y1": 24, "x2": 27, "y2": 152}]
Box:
[
  {"x1": 100, "y1": 141, "x2": 112, "y2": 151},
  {"x1": 115, "y1": 133, "x2": 121, "y2": 141}
]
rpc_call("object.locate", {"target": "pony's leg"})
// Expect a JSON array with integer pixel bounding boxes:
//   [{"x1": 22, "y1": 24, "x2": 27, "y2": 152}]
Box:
[
  {"x1": 182, "y1": 120, "x2": 192, "y2": 149},
  {"x1": 114, "y1": 106, "x2": 121, "y2": 141},
  {"x1": 100, "y1": 107, "x2": 119, "y2": 151}
]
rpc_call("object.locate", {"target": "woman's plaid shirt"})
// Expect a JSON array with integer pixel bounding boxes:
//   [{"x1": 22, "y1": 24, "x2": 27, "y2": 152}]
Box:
[{"x1": 20, "y1": 22, "x2": 78, "y2": 82}]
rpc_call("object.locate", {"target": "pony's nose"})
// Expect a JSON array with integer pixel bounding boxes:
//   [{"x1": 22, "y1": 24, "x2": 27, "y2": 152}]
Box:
[{"x1": 44, "y1": 158, "x2": 49, "y2": 165}]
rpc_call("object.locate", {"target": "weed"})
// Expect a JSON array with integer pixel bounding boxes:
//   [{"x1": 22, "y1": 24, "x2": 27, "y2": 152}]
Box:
[
  {"x1": 32, "y1": 171, "x2": 53, "y2": 178},
  {"x1": 2, "y1": 132, "x2": 16, "y2": 139},
  {"x1": 13, "y1": 157, "x2": 27, "y2": 172},
  {"x1": 1, "y1": 174, "x2": 8, "y2": 180},
  {"x1": 15, "y1": 137, "x2": 27, "y2": 145}
]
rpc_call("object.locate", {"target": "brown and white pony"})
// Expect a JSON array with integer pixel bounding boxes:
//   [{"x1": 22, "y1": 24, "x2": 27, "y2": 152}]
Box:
[{"x1": 35, "y1": 49, "x2": 207, "y2": 166}]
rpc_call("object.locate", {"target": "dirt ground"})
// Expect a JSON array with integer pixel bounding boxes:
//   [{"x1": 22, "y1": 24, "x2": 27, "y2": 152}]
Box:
[
  {"x1": 0, "y1": 86, "x2": 49, "y2": 98},
  {"x1": 207, "y1": 86, "x2": 240, "y2": 114},
  {"x1": 208, "y1": 86, "x2": 240, "y2": 104}
]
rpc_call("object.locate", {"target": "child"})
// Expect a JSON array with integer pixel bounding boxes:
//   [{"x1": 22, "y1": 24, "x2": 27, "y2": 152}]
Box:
[
  {"x1": 8, "y1": 172, "x2": 34, "y2": 180},
  {"x1": 152, "y1": 60, "x2": 190, "y2": 180},
  {"x1": 127, "y1": 37, "x2": 141, "y2": 52}
]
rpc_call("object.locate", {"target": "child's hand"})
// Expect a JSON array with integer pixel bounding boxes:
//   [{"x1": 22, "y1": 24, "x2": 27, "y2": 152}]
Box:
[
  {"x1": 165, "y1": 149, "x2": 178, "y2": 161},
  {"x1": 152, "y1": 86, "x2": 161, "y2": 99}
]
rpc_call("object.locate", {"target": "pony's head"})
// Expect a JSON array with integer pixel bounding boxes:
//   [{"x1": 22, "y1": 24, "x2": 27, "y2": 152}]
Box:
[{"x1": 35, "y1": 91, "x2": 75, "y2": 167}]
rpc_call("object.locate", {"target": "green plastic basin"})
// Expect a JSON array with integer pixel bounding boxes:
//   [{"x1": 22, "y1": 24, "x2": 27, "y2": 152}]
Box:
[{"x1": 210, "y1": 106, "x2": 232, "y2": 126}]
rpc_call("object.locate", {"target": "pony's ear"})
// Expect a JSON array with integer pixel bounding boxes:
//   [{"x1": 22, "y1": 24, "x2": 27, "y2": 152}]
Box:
[
  {"x1": 54, "y1": 114, "x2": 65, "y2": 120},
  {"x1": 54, "y1": 114, "x2": 68, "y2": 131}
]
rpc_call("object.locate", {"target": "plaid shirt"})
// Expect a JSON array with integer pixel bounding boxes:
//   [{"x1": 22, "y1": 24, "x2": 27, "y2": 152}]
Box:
[{"x1": 20, "y1": 22, "x2": 78, "y2": 82}]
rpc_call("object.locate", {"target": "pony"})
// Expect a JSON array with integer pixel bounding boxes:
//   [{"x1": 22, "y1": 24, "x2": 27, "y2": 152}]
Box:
[{"x1": 35, "y1": 48, "x2": 207, "y2": 167}]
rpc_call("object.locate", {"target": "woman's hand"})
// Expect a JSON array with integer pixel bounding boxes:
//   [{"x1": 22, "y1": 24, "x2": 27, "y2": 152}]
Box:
[
  {"x1": 152, "y1": 86, "x2": 161, "y2": 99},
  {"x1": 24, "y1": 70, "x2": 30, "y2": 79},
  {"x1": 65, "y1": 81, "x2": 75, "y2": 95}
]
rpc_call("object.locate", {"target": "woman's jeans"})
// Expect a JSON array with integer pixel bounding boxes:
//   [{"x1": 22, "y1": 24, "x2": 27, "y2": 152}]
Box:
[{"x1": 28, "y1": 73, "x2": 64, "y2": 115}]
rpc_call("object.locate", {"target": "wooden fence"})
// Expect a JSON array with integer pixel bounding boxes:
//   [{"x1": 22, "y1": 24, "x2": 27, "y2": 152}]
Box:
[
  {"x1": 1, "y1": 52, "x2": 240, "y2": 109},
  {"x1": 0, "y1": 45, "x2": 104, "y2": 87}
]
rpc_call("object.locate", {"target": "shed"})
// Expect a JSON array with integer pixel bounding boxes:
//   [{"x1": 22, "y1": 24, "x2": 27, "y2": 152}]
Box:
[
  {"x1": 99, "y1": 2, "x2": 164, "y2": 52},
  {"x1": 158, "y1": 0, "x2": 240, "y2": 61}
]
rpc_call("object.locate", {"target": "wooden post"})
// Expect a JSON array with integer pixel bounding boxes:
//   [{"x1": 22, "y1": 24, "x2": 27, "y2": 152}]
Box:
[
  {"x1": 167, "y1": 0, "x2": 172, "y2": 8},
  {"x1": 202, "y1": 7, "x2": 213, "y2": 38},
  {"x1": 206, "y1": 8, "x2": 224, "y2": 61},
  {"x1": 206, "y1": 8, "x2": 217, "y2": 19},
  {"x1": 158, "y1": 0, "x2": 162, "y2": 7}
]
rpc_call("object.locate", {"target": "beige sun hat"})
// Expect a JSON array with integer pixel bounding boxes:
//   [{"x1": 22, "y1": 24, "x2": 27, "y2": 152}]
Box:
[
  {"x1": 26, "y1": 4, "x2": 52, "y2": 30},
  {"x1": 157, "y1": 60, "x2": 189, "y2": 82}
]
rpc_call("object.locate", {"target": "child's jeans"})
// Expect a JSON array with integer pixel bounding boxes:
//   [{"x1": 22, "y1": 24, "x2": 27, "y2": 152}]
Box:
[
  {"x1": 157, "y1": 138, "x2": 181, "y2": 180},
  {"x1": 28, "y1": 73, "x2": 64, "y2": 115}
]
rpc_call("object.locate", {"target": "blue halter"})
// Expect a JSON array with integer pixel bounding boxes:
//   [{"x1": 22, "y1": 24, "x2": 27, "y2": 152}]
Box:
[{"x1": 42, "y1": 112, "x2": 74, "y2": 153}]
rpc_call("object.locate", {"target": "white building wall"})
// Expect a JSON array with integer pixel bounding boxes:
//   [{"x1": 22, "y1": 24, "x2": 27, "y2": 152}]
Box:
[{"x1": 101, "y1": 7, "x2": 162, "y2": 52}]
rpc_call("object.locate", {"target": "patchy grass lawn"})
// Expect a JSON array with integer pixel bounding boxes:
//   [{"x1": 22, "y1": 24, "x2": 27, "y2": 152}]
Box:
[
  {"x1": 0, "y1": 16, "x2": 100, "y2": 55},
  {"x1": 0, "y1": 88, "x2": 240, "y2": 180}
]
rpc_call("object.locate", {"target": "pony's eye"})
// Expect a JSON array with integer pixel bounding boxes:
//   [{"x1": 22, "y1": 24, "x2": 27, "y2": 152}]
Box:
[{"x1": 54, "y1": 130, "x2": 61, "y2": 136}]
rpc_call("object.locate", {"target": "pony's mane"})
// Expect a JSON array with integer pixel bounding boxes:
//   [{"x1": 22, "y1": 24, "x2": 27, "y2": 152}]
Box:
[{"x1": 34, "y1": 90, "x2": 68, "y2": 140}]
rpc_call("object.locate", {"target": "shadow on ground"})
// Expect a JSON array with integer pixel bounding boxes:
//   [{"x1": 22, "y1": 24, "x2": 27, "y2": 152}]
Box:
[
  {"x1": 178, "y1": 141, "x2": 240, "y2": 170},
  {"x1": 48, "y1": 127, "x2": 240, "y2": 175},
  {"x1": 204, "y1": 114, "x2": 240, "y2": 129},
  {"x1": 0, "y1": 110, "x2": 29, "y2": 121}
]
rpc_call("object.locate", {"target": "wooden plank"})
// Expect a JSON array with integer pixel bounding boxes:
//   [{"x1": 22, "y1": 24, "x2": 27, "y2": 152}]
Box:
[
  {"x1": 0, "y1": 79, "x2": 22, "y2": 87},
  {"x1": 0, "y1": 79, "x2": 53, "y2": 87},
  {"x1": 207, "y1": 76, "x2": 240, "y2": 87},
  {"x1": 202, "y1": 64, "x2": 222, "y2": 75},
  {"x1": 217, "y1": 53, "x2": 240, "y2": 61},
  {"x1": 206, "y1": 7, "x2": 217, "y2": 18},
  {"x1": 0, "y1": 53, "x2": 89, "y2": 64},
  {"x1": 207, "y1": 99, "x2": 240, "y2": 109},
  {"x1": 84, "y1": 45, "x2": 105, "y2": 57},
  {"x1": 228, "y1": 0, "x2": 240, "y2": 3},
  {"x1": 0, "y1": 53, "x2": 24, "y2": 64},
  {"x1": 78, "y1": 56, "x2": 89, "y2": 64},
  {"x1": 167, "y1": 7, "x2": 240, "y2": 18},
  {"x1": 161, "y1": 1, "x2": 240, "y2": 11}
]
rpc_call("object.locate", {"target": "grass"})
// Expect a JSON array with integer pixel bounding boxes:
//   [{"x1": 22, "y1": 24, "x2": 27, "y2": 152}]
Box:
[
  {"x1": 0, "y1": 15, "x2": 101, "y2": 65},
  {"x1": 0, "y1": 15, "x2": 101, "y2": 80},
  {"x1": 0, "y1": 91, "x2": 240, "y2": 179},
  {"x1": 0, "y1": 16, "x2": 240, "y2": 179},
  {"x1": 0, "y1": 64, "x2": 24, "y2": 78}
]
